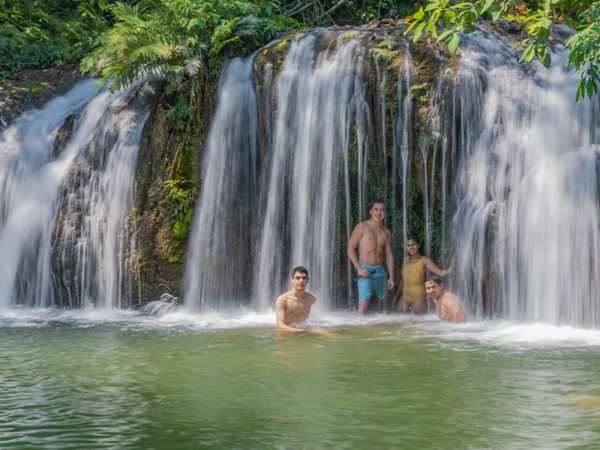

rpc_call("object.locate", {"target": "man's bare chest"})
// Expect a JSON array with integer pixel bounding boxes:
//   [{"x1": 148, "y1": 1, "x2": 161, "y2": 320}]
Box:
[
  {"x1": 286, "y1": 298, "x2": 308, "y2": 314},
  {"x1": 362, "y1": 230, "x2": 387, "y2": 247}
]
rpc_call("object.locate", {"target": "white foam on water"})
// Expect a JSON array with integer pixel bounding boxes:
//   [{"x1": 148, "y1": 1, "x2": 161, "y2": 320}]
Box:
[
  {"x1": 0, "y1": 306, "x2": 138, "y2": 327},
  {"x1": 147, "y1": 308, "x2": 422, "y2": 331},
  {"x1": 0, "y1": 306, "x2": 426, "y2": 331},
  {"x1": 312, "y1": 311, "x2": 432, "y2": 328},
  {"x1": 415, "y1": 320, "x2": 600, "y2": 349},
  {"x1": 3, "y1": 308, "x2": 600, "y2": 349}
]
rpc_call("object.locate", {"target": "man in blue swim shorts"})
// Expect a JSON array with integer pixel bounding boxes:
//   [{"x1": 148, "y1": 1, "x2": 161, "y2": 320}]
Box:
[{"x1": 347, "y1": 200, "x2": 395, "y2": 314}]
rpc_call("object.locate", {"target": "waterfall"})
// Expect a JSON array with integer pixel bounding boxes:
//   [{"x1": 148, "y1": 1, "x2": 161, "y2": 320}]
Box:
[
  {"x1": 184, "y1": 32, "x2": 375, "y2": 312},
  {"x1": 184, "y1": 28, "x2": 599, "y2": 326},
  {"x1": 451, "y1": 31, "x2": 600, "y2": 326},
  {"x1": 0, "y1": 80, "x2": 153, "y2": 309},
  {"x1": 55, "y1": 85, "x2": 153, "y2": 308},
  {"x1": 182, "y1": 58, "x2": 259, "y2": 311},
  {"x1": 254, "y1": 34, "x2": 370, "y2": 311},
  {"x1": 1, "y1": 27, "x2": 597, "y2": 324},
  {"x1": 394, "y1": 45, "x2": 412, "y2": 254},
  {"x1": 0, "y1": 80, "x2": 100, "y2": 309}
]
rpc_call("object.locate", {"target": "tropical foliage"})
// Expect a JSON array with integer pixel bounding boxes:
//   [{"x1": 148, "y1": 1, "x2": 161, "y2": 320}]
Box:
[
  {"x1": 81, "y1": 0, "x2": 294, "y2": 90},
  {"x1": 0, "y1": 0, "x2": 111, "y2": 77},
  {"x1": 2, "y1": 1, "x2": 422, "y2": 81},
  {"x1": 405, "y1": 0, "x2": 600, "y2": 99}
]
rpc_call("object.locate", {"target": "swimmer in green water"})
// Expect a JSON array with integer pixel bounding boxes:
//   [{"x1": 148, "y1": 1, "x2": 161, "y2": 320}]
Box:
[
  {"x1": 425, "y1": 276, "x2": 466, "y2": 324},
  {"x1": 275, "y1": 266, "x2": 316, "y2": 332}
]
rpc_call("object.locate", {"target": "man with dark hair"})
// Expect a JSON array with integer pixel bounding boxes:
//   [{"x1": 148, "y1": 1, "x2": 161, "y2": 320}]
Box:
[
  {"x1": 275, "y1": 266, "x2": 317, "y2": 332},
  {"x1": 424, "y1": 275, "x2": 466, "y2": 323},
  {"x1": 348, "y1": 199, "x2": 394, "y2": 314}
]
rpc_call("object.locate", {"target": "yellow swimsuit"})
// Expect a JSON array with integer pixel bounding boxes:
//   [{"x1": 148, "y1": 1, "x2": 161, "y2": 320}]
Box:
[{"x1": 402, "y1": 257, "x2": 427, "y2": 305}]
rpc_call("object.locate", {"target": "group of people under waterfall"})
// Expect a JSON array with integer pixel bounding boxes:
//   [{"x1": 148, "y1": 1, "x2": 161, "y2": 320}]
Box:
[{"x1": 275, "y1": 199, "x2": 466, "y2": 332}]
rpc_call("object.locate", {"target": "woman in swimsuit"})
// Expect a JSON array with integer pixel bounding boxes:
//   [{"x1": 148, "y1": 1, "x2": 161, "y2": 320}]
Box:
[{"x1": 394, "y1": 238, "x2": 451, "y2": 314}]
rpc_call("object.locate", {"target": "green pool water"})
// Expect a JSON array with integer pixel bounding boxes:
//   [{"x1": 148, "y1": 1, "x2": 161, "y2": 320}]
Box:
[{"x1": 2, "y1": 314, "x2": 600, "y2": 449}]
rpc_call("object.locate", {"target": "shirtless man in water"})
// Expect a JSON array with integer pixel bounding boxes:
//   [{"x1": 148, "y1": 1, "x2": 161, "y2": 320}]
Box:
[
  {"x1": 275, "y1": 266, "x2": 317, "y2": 332},
  {"x1": 424, "y1": 276, "x2": 466, "y2": 323},
  {"x1": 347, "y1": 200, "x2": 394, "y2": 314}
]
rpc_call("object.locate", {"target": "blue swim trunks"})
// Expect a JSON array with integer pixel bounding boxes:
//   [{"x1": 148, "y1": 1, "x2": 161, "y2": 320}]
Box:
[{"x1": 357, "y1": 264, "x2": 388, "y2": 303}]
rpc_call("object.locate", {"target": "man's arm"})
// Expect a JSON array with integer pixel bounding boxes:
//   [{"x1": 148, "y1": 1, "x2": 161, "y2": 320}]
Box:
[
  {"x1": 275, "y1": 295, "x2": 305, "y2": 332},
  {"x1": 348, "y1": 223, "x2": 369, "y2": 277},
  {"x1": 385, "y1": 230, "x2": 394, "y2": 289}
]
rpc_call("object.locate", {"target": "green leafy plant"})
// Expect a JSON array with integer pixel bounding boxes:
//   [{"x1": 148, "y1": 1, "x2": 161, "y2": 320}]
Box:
[
  {"x1": 81, "y1": 0, "x2": 296, "y2": 91},
  {"x1": 165, "y1": 176, "x2": 197, "y2": 244},
  {"x1": 0, "y1": 0, "x2": 112, "y2": 77},
  {"x1": 405, "y1": 0, "x2": 600, "y2": 99}
]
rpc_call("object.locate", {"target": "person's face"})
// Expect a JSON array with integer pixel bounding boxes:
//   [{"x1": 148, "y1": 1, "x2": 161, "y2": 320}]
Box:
[
  {"x1": 290, "y1": 271, "x2": 309, "y2": 291},
  {"x1": 425, "y1": 280, "x2": 443, "y2": 300},
  {"x1": 370, "y1": 203, "x2": 385, "y2": 222},
  {"x1": 406, "y1": 239, "x2": 420, "y2": 256}
]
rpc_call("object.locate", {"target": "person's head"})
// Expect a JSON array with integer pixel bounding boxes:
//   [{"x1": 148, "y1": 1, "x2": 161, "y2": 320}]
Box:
[
  {"x1": 406, "y1": 237, "x2": 421, "y2": 256},
  {"x1": 290, "y1": 266, "x2": 309, "y2": 291},
  {"x1": 424, "y1": 275, "x2": 444, "y2": 300},
  {"x1": 369, "y1": 199, "x2": 385, "y2": 222}
]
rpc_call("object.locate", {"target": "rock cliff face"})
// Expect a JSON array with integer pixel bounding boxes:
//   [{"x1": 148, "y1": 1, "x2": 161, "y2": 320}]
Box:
[
  {"x1": 131, "y1": 78, "x2": 216, "y2": 303},
  {"x1": 0, "y1": 65, "x2": 82, "y2": 130}
]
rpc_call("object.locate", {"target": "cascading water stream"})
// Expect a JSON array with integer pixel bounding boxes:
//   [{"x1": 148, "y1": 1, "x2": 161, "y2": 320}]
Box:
[
  {"x1": 376, "y1": 58, "x2": 389, "y2": 198},
  {"x1": 396, "y1": 45, "x2": 412, "y2": 252},
  {"x1": 0, "y1": 80, "x2": 153, "y2": 309},
  {"x1": 55, "y1": 84, "x2": 153, "y2": 308},
  {"x1": 182, "y1": 57, "x2": 259, "y2": 311},
  {"x1": 184, "y1": 32, "x2": 375, "y2": 312},
  {"x1": 0, "y1": 80, "x2": 101, "y2": 309},
  {"x1": 251, "y1": 37, "x2": 318, "y2": 312},
  {"x1": 451, "y1": 32, "x2": 600, "y2": 326},
  {"x1": 253, "y1": 35, "x2": 372, "y2": 311},
  {"x1": 420, "y1": 145, "x2": 431, "y2": 256},
  {"x1": 290, "y1": 37, "x2": 369, "y2": 312}
]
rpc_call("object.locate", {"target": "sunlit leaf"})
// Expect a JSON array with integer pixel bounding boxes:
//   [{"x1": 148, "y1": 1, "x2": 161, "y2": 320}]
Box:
[
  {"x1": 413, "y1": 22, "x2": 426, "y2": 42},
  {"x1": 448, "y1": 32, "x2": 460, "y2": 54},
  {"x1": 481, "y1": 0, "x2": 495, "y2": 15}
]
